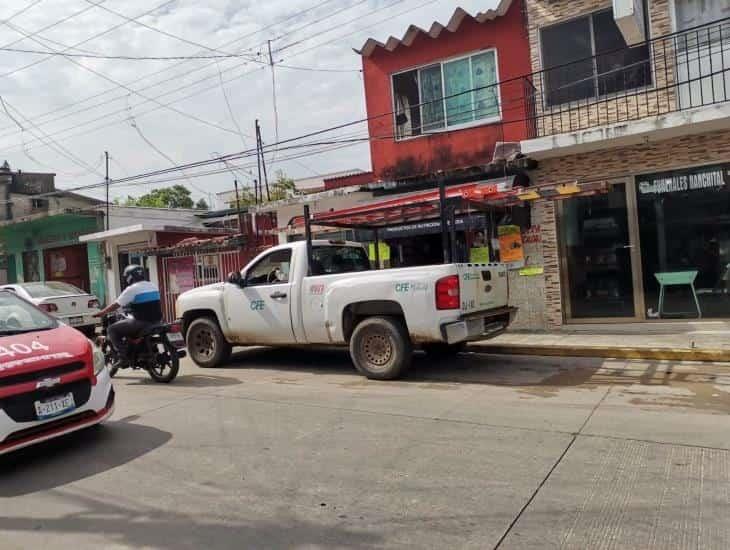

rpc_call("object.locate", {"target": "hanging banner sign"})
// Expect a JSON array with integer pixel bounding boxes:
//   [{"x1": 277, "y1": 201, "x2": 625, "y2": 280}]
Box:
[
  {"x1": 637, "y1": 165, "x2": 730, "y2": 196},
  {"x1": 497, "y1": 225, "x2": 524, "y2": 265}
]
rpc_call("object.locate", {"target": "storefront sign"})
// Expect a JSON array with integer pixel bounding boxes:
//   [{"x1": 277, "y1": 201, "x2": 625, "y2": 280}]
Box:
[
  {"x1": 379, "y1": 216, "x2": 485, "y2": 239},
  {"x1": 637, "y1": 165, "x2": 729, "y2": 196},
  {"x1": 498, "y1": 225, "x2": 525, "y2": 266}
]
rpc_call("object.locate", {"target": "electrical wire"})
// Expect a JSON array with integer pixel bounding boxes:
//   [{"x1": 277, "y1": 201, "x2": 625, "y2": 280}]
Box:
[
  {"x1": 0, "y1": 0, "x2": 417, "y2": 157},
  {"x1": 0, "y1": 0, "x2": 44, "y2": 24},
  {"x1": 0, "y1": 46, "x2": 258, "y2": 60},
  {"x1": 0, "y1": 0, "x2": 413, "y2": 152},
  {"x1": 0, "y1": 0, "x2": 353, "y2": 138},
  {"x1": 83, "y1": 0, "x2": 258, "y2": 59},
  {"x1": 2, "y1": 18, "x2": 240, "y2": 136}
]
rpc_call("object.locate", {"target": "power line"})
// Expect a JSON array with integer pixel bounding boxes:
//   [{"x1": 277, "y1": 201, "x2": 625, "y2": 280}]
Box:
[
  {"x1": 277, "y1": 63, "x2": 362, "y2": 73},
  {"x1": 0, "y1": 0, "x2": 174, "y2": 80},
  {"x1": 0, "y1": 0, "x2": 347, "y2": 138},
  {"x1": 1, "y1": 0, "x2": 44, "y2": 24},
  {"x1": 0, "y1": 0, "x2": 434, "y2": 164},
  {"x1": 0, "y1": 46, "x2": 257, "y2": 60},
  {"x1": 2, "y1": 18, "x2": 240, "y2": 136},
  {"x1": 83, "y1": 0, "x2": 257, "y2": 59},
  {"x1": 0, "y1": 0, "x2": 409, "y2": 155}
]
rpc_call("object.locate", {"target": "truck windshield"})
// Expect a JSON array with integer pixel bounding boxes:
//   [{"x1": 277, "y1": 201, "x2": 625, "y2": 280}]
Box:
[
  {"x1": 0, "y1": 291, "x2": 57, "y2": 335},
  {"x1": 310, "y1": 246, "x2": 370, "y2": 276}
]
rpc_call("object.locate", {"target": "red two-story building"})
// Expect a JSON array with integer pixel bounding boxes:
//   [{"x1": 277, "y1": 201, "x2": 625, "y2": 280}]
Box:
[{"x1": 358, "y1": 0, "x2": 532, "y2": 181}]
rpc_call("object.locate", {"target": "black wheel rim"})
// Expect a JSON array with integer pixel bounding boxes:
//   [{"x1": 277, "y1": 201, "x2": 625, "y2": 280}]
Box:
[{"x1": 191, "y1": 325, "x2": 216, "y2": 363}]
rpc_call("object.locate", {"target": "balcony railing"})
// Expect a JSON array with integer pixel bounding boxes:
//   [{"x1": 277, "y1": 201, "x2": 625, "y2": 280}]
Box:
[{"x1": 524, "y1": 16, "x2": 730, "y2": 138}]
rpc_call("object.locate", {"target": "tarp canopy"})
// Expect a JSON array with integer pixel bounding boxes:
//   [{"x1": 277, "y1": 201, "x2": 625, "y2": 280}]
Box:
[{"x1": 290, "y1": 179, "x2": 610, "y2": 230}]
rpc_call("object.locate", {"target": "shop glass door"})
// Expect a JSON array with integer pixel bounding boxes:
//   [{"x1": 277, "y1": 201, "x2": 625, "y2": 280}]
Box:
[
  {"x1": 560, "y1": 183, "x2": 637, "y2": 320},
  {"x1": 636, "y1": 164, "x2": 730, "y2": 319}
]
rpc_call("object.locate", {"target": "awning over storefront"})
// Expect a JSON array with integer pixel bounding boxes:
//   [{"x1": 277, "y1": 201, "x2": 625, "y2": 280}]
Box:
[{"x1": 292, "y1": 179, "x2": 609, "y2": 230}]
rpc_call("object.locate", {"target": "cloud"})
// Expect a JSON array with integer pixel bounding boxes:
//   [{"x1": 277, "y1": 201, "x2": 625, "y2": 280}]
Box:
[{"x1": 0, "y1": 0, "x2": 499, "y2": 204}]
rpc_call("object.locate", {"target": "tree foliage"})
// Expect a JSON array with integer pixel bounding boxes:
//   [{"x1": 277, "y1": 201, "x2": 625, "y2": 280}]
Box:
[{"x1": 117, "y1": 185, "x2": 204, "y2": 209}]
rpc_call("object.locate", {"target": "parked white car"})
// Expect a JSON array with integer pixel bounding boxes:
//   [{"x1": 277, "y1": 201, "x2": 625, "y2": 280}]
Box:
[
  {"x1": 0, "y1": 282, "x2": 101, "y2": 336},
  {"x1": 177, "y1": 240, "x2": 515, "y2": 379}
]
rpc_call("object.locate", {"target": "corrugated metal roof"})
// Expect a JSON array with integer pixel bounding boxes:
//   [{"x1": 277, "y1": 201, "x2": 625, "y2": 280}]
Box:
[{"x1": 357, "y1": 1, "x2": 514, "y2": 57}]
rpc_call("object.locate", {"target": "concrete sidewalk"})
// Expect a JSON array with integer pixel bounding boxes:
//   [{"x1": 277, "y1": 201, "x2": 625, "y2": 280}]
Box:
[{"x1": 471, "y1": 322, "x2": 730, "y2": 362}]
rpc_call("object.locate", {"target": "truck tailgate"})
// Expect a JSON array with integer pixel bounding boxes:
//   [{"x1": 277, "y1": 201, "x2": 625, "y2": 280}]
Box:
[{"x1": 456, "y1": 264, "x2": 508, "y2": 315}]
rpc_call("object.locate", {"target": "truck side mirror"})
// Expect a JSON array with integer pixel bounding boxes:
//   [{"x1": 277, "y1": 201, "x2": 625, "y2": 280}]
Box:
[{"x1": 227, "y1": 271, "x2": 244, "y2": 286}]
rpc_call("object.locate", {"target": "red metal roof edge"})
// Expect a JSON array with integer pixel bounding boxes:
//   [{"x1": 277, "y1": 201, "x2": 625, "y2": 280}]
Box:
[{"x1": 357, "y1": 1, "x2": 515, "y2": 57}]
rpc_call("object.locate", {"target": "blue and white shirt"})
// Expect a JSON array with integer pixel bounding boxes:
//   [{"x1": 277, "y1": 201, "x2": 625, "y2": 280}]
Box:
[{"x1": 116, "y1": 280, "x2": 163, "y2": 323}]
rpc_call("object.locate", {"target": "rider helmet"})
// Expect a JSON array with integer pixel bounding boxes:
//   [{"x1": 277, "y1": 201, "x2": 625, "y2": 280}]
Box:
[{"x1": 123, "y1": 264, "x2": 146, "y2": 286}]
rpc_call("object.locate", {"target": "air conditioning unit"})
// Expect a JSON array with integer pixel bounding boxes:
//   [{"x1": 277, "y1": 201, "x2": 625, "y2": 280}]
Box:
[{"x1": 613, "y1": 0, "x2": 645, "y2": 45}]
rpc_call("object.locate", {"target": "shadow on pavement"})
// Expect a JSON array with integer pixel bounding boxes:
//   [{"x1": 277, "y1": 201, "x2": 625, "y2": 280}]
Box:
[
  {"x1": 0, "y1": 421, "x2": 172, "y2": 497},
  {"x1": 0, "y1": 490, "x2": 382, "y2": 550},
  {"x1": 221, "y1": 346, "x2": 610, "y2": 388},
  {"x1": 121, "y1": 373, "x2": 243, "y2": 388}
]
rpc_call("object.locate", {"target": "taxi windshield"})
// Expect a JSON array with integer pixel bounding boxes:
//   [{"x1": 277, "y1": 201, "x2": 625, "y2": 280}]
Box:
[{"x1": 0, "y1": 291, "x2": 57, "y2": 335}]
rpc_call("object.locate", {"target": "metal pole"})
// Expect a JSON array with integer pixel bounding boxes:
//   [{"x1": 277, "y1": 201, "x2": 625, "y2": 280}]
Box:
[
  {"x1": 303, "y1": 205, "x2": 313, "y2": 276},
  {"x1": 233, "y1": 179, "x2": 244, "y2": 234},
  {"x1": 104, "y1": 151, "x2": 109, "y2": 230},
  {"x1": 449, "y1": 206, "x2": 457, "y2": 263},
  {"x1": 255, "y1": 120, "x2": 263, "y2": 204},
  {"x1": 438, "y1": 176, "x2": 450, "y2": 263},
  {"x1": 374, "y1": 228, "x2": 381, "y2": 270}
]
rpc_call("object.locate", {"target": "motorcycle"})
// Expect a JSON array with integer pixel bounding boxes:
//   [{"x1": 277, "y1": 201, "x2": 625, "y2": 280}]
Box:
[{"x1": 95, "y1": 312, "x2": 185, "y2": 383}]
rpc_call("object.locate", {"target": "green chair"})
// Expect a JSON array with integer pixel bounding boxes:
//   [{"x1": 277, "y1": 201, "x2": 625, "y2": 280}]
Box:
[{"x1": 654, "y1": 270, "x2": 701, "y2": 319}]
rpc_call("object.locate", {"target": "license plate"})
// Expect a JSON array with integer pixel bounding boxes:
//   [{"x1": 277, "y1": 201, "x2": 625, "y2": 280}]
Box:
[
  {"x1": 35, "y1": 393, "x2": 75, "y2": 420},
  {"x1": 68, "y1": 316, "x2": 84, "y2": 326},
  {"x1": 168, "y1": 332, "x2": 184, "y2": 344}
]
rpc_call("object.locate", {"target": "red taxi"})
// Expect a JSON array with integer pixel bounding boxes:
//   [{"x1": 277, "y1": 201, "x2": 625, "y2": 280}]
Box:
[{"x1": 0, "y1": 289, "x2": 114, "y2": 455}]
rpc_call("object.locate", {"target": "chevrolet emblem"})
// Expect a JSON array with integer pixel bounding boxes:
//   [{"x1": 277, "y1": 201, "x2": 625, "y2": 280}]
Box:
[{"x1": 36, "y1": 377, "x2": 61, "y2": 389}]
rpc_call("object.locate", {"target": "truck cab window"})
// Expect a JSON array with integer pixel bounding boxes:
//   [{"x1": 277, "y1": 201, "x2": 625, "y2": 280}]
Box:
[
  {"x1": 245, "y1": 249, "x2": 292, "y2": 286},
  {"x1": 310, "y1": 246, "x2": 370, "y2": 276}
]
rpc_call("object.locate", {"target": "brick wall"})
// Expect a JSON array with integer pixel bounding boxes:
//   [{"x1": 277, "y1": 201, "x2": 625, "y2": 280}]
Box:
[
  {"x1": 524, "y1": 0, "x2": 678, "y2": 137},
  {"x1": 519, "y1": 127, "x2": 730, "y2": 328}
]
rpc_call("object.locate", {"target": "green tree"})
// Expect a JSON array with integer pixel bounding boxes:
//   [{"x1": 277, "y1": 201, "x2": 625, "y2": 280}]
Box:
[
  {"x1": 121, "y1": 185, "x2": 195, "y2": 208},
  {"x1": 195, "y1": 198, "x2": 209, "y2": 210}
]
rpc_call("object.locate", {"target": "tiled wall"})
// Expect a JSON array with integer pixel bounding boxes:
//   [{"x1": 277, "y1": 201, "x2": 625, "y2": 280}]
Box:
[{"x1": 514, "y1": 128, "x2": 730, "y2": 329}]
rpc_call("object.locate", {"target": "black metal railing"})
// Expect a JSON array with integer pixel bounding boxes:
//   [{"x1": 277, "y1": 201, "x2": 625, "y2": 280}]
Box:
[{"x1": 524, "y1": 16, "x2": 730, "y2": 138}]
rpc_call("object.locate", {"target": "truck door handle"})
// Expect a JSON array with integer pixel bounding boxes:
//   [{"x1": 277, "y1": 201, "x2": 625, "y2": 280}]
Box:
[{"x1": 270, "y1": 291, "x2": 287, "y2": 299}]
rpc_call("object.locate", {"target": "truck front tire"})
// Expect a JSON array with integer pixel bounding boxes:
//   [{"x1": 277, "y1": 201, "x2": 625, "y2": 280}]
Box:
[
  {"x1": 186, "y1": 317, "x2": 232, "y2": 368},
  {"x1": 350, "y1": 316, "x2": 412, "y2": 380}
]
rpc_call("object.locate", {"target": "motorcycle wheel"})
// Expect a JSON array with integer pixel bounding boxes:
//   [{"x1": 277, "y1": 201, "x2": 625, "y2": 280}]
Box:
[
  {"x1": 99, "y1": 339, "x2": 119, "y2": 378},
  {"x1": 148, "y1": 335, "x2": 180, "y2": 383}
]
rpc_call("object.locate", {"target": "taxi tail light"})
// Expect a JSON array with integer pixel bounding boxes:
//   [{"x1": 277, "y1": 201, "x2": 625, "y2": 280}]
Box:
[
  {"x1": 39, "y1": 303, "x2": 58, "y2": 313},
  {"x1": 88, "y1": 299, "x2": 100, "y2": 309},
  {"x1": 436, "y1": 275, "x2": 460, "y2": 310}
]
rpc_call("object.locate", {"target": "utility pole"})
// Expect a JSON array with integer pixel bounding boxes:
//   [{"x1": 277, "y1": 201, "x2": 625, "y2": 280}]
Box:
[
  {"x1": 255, "y1": 120, "x2": 271, "y2": 202},
  {"x1": 233, "y1": 178, "x2": 244, "y2": 234},
  {"x1": 104, "y1": 151, "x2": 110, "y2": 230},
  {"x1": 254, "y1": 120, "x2": 263, "y2": 205}
]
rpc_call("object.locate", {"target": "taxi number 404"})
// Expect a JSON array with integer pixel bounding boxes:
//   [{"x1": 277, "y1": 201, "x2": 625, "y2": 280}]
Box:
[{"x1": 0, "y1": 341, "x2": 50, "y2": 358}]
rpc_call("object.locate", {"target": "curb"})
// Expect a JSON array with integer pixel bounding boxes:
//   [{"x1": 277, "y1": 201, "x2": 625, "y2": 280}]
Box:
[{"x1": 467, "y1": 344, "x2": 730, "y2": 362}]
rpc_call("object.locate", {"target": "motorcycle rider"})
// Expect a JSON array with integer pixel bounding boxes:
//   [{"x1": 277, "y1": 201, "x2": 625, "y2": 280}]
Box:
[{"x1": 93, "y1": 264, "x2": 163, "y2": 367}]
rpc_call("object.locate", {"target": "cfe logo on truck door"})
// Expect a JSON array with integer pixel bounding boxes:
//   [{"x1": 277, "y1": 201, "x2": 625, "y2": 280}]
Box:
[{"x1": 250, "y1": 299, "x2": 265, "y2": 311}]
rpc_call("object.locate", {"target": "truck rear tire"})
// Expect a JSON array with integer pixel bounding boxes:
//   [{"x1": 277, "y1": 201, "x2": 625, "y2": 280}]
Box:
[
  {"x1": 187, "y1": 317, "x2": 232, "y2": 368},
  {"x1": 349, "y1": 316, "x2": 412, "y2": 380}
]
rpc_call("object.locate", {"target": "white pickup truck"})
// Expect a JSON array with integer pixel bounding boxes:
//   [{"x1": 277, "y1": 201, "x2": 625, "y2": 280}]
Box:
[{"x1": 176, "y1": 240, "x2": 515, "y2": 379}]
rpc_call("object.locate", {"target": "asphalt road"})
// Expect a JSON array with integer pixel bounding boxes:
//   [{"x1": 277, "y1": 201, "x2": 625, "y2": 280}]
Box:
[{"x1": 1, "y1": 348, "x2": 730, "y2": 549}]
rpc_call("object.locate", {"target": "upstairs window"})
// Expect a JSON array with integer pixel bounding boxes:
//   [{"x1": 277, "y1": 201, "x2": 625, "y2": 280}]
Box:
[
  {"x1": 540, "y1": 9, "x2": 652, "y2": 106},
  {"x1": 392, "y1": 50, "x2": 500, "y2": 140}
]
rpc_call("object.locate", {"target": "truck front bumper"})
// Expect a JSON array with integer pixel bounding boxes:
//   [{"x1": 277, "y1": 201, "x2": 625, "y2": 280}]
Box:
[{"x1": 441, "y1": 306, "x2": 517, "y2": 345}]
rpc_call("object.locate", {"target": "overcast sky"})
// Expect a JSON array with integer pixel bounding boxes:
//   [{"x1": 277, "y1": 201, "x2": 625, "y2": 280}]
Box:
[{"x1": 0, "y1": 0, "x2": 498, "y2": 206}]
